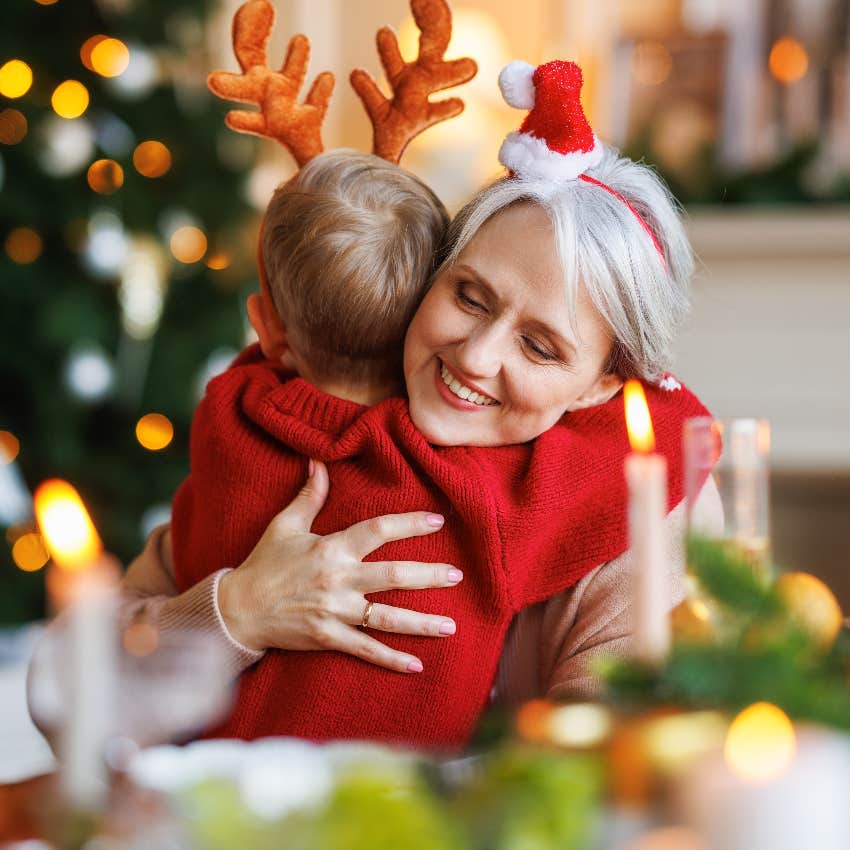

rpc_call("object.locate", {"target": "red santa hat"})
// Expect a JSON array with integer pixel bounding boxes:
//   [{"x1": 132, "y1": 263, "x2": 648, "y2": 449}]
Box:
[{"x1": 498, "y1": 59, "x2": 604, "y2": 181}]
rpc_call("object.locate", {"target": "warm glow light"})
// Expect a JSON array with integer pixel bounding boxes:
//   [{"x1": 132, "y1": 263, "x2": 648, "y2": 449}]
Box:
[
  {"x1": 34, "y1": 479, "x2": 103, "y2": 572},
  {"x1": 123, "y1": 622, "x2": 159, "y2": 657},
  {"x1": 724, "y1": 702, "x2": 796, "y2": 783},
  {"x1": 515, "y1": 699, "x2": 553, "y2": 742},
  {"x1": 547, "y1": 703, "x2": 613, "y2": 748},
  {"x1": 0, "y1": 60, "x2": 33, "y2": 99},
  {"x1": 170, "y1": 226, "x2": 207, "y2": 264},
  {"x1": 12, "y1": 532, "x2": 50, "y2": 572},
  {"x1": 0, "y1": 430, "x2": 20, "y2": 463},
  {"x1": 51, "y1": 80, "x2": 90, "y2": 119},
  {"x1": 133, "y1": 140, "x2": 172, "y2": 178},
  {"x1": 34, "y1": 0, "x2": 59, "y2": 5},
  {"x1": 632, "y1": 41, "x2": 673, "y2": 86},
  {"x1": 0, "y1": 109, "x2": 28, "y2": 145},
  {"x1": 205, "y1": 251, "x2": 231, "y2": 270},
  {"x1": 91, "y1": 38, "x2": 130, "y2": 78},
  {"x1": 769, "y1": 37, "x2": 808, "y2": 85},
  {"x1": 86, "y1": 158, "x2": 124, "y2": 194},
  {"x1": 80, "y1": 35, "x2": 108, "y2": 72},
  {"x1": 624, "y1": 380, "x2": 655, "y2": 453},
  {"x1": 5, "y1": 228, "x2": 43, "y2": 264},
  {"x1": 136, "y1": 413, "x2": 174, "y2": 451}
]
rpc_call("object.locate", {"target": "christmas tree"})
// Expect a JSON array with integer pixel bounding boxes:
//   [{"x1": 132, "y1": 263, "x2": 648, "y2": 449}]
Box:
[{"x1": 1, "y1": 0, "x2": 260, "y2": 623}]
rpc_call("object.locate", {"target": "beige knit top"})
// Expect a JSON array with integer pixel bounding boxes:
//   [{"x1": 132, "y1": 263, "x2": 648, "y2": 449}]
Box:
[{"x1": 117, "y1": 476, "x2": 721, "y2": 706}]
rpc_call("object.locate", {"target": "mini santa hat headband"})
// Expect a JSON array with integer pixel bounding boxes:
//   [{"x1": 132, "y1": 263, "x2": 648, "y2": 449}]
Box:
[{"x1": 497, "y1": 60, "x2": 664, "y2": 261}]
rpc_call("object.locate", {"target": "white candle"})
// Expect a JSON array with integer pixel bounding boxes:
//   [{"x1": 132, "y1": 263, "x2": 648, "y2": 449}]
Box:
[
  {"x1": 623, "y1": 381, "x2": 670, "y2": 664},
  {"x1": 35, "y1": 479, "x2": 117, "y2": 809}
]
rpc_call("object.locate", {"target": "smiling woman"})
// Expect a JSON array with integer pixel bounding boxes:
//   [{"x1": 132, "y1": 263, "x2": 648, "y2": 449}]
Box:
[{"x1": 405, "y1": 203, "x2": 622, "y2": 447}]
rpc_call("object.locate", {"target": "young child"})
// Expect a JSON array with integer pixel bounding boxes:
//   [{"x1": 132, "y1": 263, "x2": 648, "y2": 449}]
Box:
[{"x1": 171, "y1": 63, "x2": 711, "y2": 750}]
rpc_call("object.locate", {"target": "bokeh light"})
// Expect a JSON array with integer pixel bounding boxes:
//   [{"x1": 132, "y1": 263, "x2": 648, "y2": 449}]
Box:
[
  {"x1": 107, "y1": 43, "x2": 158, "y2": 98},
  {"x1": 205, "y1": 251, "x2": 231, "y2": 270},
  {"x1": 91, "y1": 38, "x2": 130, "y2": 78},
  {"x1": 80, "y1": 34, "x2": 108, "y2": 72},
  {"x1": 65, "y1": 346, "x2": 114, "y2": 401},
  {"x1": 34, "y1": 0, "x2": 59, "y2": 5},
  {"x1": 515, "y1": 699, "x2": 554, "y2": 742},
  {"x1": 84, "y1": 210, "x2": 128, "y2": 276},
  {"x1": 0, "y1": 430, "x2": 20, "y2": 463},
  {"x1": 12, "y1": 532, "x2": 50, "y2": 572},
  {"x1": 724, "y1": 702, "x2": 796, "y2": 783},
  {"x1": 39, "y1": 116, "x2": 95, "y2": 177},
  {"x1": 0, "y1": 109, "x2": 28, "y2": 145},
  {"x1": 0, "y1": 60, "x2": 33, "y2": 99},
  {"x1": 51, "y1": 80, "x2": 90, "y2": 119},
  {"x1": 87, "y1": 158, "x2": 124, "y2": 194},
  {"x1": 5, "y1": 227, "x2": 43, "y2": 264},
  {"x1": 170, "y1": 225, "x2": 207, "y2": 264},
  {"x1": 34, "y1": 479, "x2": 102, "y2": 572},
  {"x1": 136, "y1": 413, "x2": 174, "y2": 451},
  {"x1": 133, "y1": 140, "x2": 171, "y2": 177},
  {"x1": 123, "y1": 622, "x2": 159, "y2": 657},
  {"x1": 769, "y1": 37, "x2": 809, "y2": 84},
  {"x1": 632, "y1": 41, "x2": 673, "y2": 86}
]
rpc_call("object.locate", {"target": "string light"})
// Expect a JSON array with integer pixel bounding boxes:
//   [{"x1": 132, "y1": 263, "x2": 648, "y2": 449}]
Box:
[
  {"x1": 0, "y1": 109, "x2": 28, "y2": 145},
  {"x1": 769, "y1": 36, "x2": 808, "y2": 84},
  {"x1": 80, "y1": 35, "x2": 108, "y2": 72},
  {"x1": 0, "y1": 430, "x2": 20, "y2": 463},
  {"x1": 91, "y1": 38, "x2": 130, "y2": 78},
  {"x1": 51, "y1": 81, "x2": 90, "y2": 119},
  {"x1": 87, "y1": 158, "x2": 124, "y2": 194},
  {"x1": 0, "y1": 60, "x2": 33, "y2": 99},
  {"x1": 135, "y1": 413, "x2": 174, "y2": 451},
  {"x1": 205, "y1": 251, "x2": 231, "y2": 270},
  {"x1": 12, "y1": 532, "x2": 50, "y2": 572},
  {"x1": 170, "y1": 226, "x2": 207, "y2": 264},
  {"x1": 5, "y1": 228, "x2": 43, "y2": 264},
  {"x1": 133, "y1": 140, "x2": 171, "y2": 177}
]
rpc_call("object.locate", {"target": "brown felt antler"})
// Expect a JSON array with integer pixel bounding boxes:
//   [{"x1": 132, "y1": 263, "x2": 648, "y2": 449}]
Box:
[
  {"x1": 207, "y1": 0, "x2": 335, "y2": 167},
  {"x1": 350, "y1": 0, "x2": 478, "y2": 164}
]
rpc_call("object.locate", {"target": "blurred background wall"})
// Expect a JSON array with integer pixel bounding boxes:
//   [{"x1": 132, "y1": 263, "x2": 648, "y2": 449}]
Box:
[{"x1": 2, "y1": 0, "x2": 849, "y2": 622}]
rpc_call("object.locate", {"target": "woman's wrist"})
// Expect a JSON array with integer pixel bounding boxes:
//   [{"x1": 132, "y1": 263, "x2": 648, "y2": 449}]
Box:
[{"x1": 218, "y1": 569, "x2": 264, "y2": 651}]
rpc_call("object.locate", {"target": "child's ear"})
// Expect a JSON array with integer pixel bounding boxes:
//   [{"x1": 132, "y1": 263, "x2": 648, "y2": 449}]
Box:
[
  {"x1": 566, "y1": 372, "x2": 623, "y2": 411},
  {"x1": 246, "y1": 293, "x2": 297, "y2": 370}
]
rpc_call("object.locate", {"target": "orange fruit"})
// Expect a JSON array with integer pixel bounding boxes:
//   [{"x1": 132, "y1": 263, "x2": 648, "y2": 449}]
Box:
[{"x1": 775, "y1": 571, "x2": 842, "y2": 649}]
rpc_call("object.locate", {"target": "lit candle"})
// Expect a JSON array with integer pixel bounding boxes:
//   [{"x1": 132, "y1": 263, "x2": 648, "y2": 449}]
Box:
[
  {"x1": 624, "y1": 380, "x2": 670, "y2": 663},
  {"x1": 34, "y1": 479, "x2": 117, "y2": 810}
]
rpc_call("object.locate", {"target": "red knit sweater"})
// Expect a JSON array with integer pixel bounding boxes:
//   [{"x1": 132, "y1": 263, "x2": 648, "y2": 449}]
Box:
[{"x1": 172, "y1": 346, "x2": 709, "y2": 750}]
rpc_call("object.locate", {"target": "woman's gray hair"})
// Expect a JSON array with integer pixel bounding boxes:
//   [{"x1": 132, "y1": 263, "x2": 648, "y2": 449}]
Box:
[{"x1": 444, "y1": 145, "x2": 692, "y2": 381}]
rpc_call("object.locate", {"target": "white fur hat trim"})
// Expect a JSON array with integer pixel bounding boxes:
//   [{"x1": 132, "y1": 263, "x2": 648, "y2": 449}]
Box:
[
  {"x1": 498, "y1": 131, "x2": 604, "y2": 181},
  {"x1": 498, "y1": 61, "x2": 536, "y2": 110}
]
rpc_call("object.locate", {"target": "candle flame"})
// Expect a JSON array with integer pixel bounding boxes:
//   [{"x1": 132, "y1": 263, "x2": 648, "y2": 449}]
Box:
[
  {"x1": 624, "y1": 380, "x2": 655, "y2": 453},
  {"x1": 34, "y1": 479, "x2": 102, "y2": 571},
  {"x1": 724, "y1": 702, "x2": 796, "y2": 783}
]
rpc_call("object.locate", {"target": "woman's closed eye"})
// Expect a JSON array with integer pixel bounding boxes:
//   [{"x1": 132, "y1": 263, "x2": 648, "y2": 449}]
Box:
[
  {"x1": 522, "y1": 336, "x2": 559, "y2": 362},
  {"x1": 455, "y1": 284, "x2": 488, "y2": 313}
]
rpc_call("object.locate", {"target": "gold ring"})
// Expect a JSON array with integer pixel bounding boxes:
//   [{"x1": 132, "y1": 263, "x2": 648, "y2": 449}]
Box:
[{"x1": 361, "y1": 600, "x2": 375, "y2": 629}]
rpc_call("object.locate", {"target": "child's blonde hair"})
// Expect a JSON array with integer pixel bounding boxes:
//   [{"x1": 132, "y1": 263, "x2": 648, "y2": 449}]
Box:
[{"x1": 261, "y1": 149, "x2": 449, "y2": 385}]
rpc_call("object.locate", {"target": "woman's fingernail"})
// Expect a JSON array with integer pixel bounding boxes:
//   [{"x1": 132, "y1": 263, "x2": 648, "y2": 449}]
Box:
[
  {"x1": 308, "y1": 459, "x2": 315, "y2": 477},
  {"x1": 407, "y1": 659, "x2": 424, "y2": 673},
  {"x1": 439, "y1": 621, "x2": 456, "y2": 636},
  {"x1": 425, "y1": 513, "x2": 444, "y2": 527},
  {"x1": 447, "y1": 569, "x2": 463, "y2": 583}
]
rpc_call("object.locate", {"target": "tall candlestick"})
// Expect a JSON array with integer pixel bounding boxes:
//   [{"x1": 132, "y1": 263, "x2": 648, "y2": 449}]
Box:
[
  {"x1": 34, "y1": 479, "x2": 117, "y2": 810},
  {"x1": 624, "y1": 381, "x2": 670, "y2": 663}
]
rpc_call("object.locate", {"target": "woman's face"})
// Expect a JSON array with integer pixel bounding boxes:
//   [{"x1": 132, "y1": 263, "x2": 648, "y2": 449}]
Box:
[{"x1": 404, "y1": 203, "x2": 622, "y2": 447}]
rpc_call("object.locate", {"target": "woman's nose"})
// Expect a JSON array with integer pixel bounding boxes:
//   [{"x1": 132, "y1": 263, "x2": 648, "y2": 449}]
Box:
[{"x1": 454, "y1": 323, "x2": 504, "y2": 378}]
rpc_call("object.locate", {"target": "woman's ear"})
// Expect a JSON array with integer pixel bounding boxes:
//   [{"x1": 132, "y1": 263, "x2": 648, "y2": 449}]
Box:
[
  {"x1": 566, "y1": 372, "x2": 624, "y2": 411},
  {"x1": 246, "y1": 293, "x2": 297, "y2": 369}
]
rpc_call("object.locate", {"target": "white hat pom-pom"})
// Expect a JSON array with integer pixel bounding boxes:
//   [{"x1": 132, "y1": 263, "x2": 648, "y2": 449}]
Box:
[{"x1": 498, "y1": 61, "x2": 536, "y2": 110}]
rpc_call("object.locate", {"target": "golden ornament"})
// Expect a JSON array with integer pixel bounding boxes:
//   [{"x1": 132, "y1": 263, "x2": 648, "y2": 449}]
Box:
[{"x1": 775, "y1": 571, "x2": 842, "y2": 649}]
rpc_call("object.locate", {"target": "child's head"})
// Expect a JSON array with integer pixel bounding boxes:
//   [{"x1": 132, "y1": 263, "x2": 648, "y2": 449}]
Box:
[
  {"x1": 403, "y1": 144, "x2": 693, "y2": 447},
  {"x1": 257, "y1": 150, "x2": 449, "y2": 389}
]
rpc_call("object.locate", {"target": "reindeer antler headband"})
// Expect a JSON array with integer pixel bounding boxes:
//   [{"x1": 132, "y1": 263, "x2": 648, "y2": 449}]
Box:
[{"x1": 207, "y1": 0, "x2": 478, "y2": 167}]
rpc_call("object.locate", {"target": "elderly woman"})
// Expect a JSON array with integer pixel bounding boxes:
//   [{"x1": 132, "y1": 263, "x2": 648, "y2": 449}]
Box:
[{"x1": 33, "y1": 61, "x2": 721, "y2": 749}]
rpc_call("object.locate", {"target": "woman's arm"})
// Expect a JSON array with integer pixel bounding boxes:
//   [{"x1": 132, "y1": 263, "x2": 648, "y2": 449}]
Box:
[{"x1": 494, "y1": 475, "x2": 723, "y2": 704}]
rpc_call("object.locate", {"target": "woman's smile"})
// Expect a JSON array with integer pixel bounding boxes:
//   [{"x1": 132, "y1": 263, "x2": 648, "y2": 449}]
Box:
[{"x1": 404, "y1": 202, "x2": 622, "y2": 447}]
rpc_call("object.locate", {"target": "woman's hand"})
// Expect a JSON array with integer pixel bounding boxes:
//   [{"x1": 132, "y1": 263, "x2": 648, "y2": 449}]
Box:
[{"x1": 218, "y1": 460, "x2": 463, "y2": 673}]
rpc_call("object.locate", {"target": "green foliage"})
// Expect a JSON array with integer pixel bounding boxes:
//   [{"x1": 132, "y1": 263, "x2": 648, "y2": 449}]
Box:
[
  {"x1": 0, "y1": 0, "x2": 259, "y2": 621},
  {"x1": 180, "y1": 749, "x2": 603, "y2": 850},
  {"x1": 604, "y1": 536, "x2": 850, "y2": 731}
]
